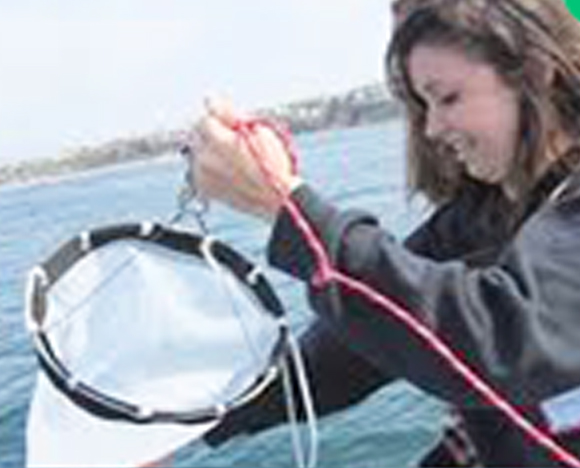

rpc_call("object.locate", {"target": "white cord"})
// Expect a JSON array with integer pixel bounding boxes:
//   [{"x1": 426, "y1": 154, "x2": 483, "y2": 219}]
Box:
[
  {"x1": 199, "y1": 237, "x2": 262, "y2": 363},
  {"x1": 199, "y1": 236, "x2": 319, "y2": 468},
  {"x1": 281, "y1": 357, "x2": 306, "y2": 468},
  {"x1": 284, "y1": 331, "x2": 319, "y2": 468}
]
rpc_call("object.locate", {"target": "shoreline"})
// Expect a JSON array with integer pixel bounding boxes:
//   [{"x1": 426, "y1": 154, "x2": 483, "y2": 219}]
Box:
[
  {"x1": 0, "y1": 153, "x2": 180, "y2": 192},
  {"x1": 0, "y1": 83, "x2": 401, "y2": 188}
]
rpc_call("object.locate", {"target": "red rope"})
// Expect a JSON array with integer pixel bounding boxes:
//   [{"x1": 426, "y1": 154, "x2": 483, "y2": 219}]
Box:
[{"x1": 230, "y1": 118, "x2": 580, "y2": 468}]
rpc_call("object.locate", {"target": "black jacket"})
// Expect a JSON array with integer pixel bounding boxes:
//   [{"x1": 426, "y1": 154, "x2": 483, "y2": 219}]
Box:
[{"x1": 206, "y1": 158, "x2": 580, "y2": 467}]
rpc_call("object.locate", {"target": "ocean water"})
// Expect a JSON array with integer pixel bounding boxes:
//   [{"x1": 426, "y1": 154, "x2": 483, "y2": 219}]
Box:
[{"x1": 0, "y1": 120, "x2": 447, "y2": 467}]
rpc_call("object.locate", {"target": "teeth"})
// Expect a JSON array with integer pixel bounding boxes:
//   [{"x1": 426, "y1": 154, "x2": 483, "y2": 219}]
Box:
[
  {"x1": 436, "y1": 133, "x2": 474, "y2": 166},
  {"x1": 444, "y1": 135, "x2": 472, "y2": 163},
  {"x1": 445, "y1": 140, "x2": 464, "y2": 160}
]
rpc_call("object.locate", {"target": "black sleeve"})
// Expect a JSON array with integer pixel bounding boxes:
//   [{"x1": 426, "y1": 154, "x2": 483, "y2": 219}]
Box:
[
  {"x1": 267, "y1": 183, "x2": 580, "y2": 407},
  {"x1": 203, "y1": 317, "x2": 391, "y2": 447},
  {"x1": 403, "y1": 181, "x2": 511, "y2": 265}
]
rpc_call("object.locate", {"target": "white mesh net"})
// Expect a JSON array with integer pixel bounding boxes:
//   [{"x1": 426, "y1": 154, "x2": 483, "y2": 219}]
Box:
[{"x1": 27, "y1": 238, "x2": 281, "y2": 467}]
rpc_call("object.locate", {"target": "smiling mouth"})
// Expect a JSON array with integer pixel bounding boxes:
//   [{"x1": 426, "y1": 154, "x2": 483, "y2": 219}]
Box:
[{"x1": 444, "y1": 135, "x2": 475, "y2": 163}]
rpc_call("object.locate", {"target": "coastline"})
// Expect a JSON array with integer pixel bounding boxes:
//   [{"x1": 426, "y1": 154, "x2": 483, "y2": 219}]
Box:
[
  {"x1": 0, "y1": 82, "x2": 401, "y2": 188},
  {"x1": 0, "y1": 153, "x2": 179, "y2": 192}
]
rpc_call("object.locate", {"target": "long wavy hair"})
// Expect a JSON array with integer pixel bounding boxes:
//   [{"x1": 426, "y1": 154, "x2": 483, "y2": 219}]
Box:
[{"x1": 387, "y1": 0, "x2": 580, "y2": 205}]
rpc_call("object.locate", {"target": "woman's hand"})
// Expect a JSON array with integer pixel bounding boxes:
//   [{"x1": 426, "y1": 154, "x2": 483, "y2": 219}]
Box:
[{"x1": 189, "y1": 98, "x2": 303, "y2": 222}]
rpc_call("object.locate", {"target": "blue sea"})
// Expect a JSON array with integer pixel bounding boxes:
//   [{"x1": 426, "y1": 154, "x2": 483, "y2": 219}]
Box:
[{"x1": 0, "y1": 120, "x2": 447, "y2": 467}]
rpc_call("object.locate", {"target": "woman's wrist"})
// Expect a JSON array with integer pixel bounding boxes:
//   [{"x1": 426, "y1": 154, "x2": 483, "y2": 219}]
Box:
[
  {"x1": 286, "y1": 176, "x2": 304, "y2": 194},
  {"x1": 264, "y1": 176, "x2": 304, "y2": 222}
]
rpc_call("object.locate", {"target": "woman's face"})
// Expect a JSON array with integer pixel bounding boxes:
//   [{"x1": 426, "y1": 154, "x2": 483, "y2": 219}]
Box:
[{"x1": 408, "y1": 44, "x2": 521, "y2": 184}]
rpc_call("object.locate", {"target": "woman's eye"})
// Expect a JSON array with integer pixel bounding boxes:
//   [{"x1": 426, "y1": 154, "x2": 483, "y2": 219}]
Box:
[{"x1": 439, "y1": 92, "x2": 459, "y2": 106}]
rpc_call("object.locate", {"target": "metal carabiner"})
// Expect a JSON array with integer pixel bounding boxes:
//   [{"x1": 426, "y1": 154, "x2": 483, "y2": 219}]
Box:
[{"x1": 169, "y1": 142, "x2": 210, "y2": 233}]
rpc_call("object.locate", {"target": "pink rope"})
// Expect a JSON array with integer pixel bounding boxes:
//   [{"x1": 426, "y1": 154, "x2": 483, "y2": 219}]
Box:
[{"x1": 230, "y1": 118, "x2": 580, "y2": 468}]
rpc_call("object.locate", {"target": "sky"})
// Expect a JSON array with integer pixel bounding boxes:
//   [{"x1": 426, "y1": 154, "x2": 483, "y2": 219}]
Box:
[{"x1": 0, "y1": 1, "x2": 393, "y2": 164}]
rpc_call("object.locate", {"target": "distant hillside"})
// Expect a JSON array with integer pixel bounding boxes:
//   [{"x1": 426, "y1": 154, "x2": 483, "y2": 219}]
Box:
[
  {"x1": 258, "y1": 82, "x2": 401, "y2": 132},
  {"x1": 0, "y1": 82, "x2": 402, "y2": 186},
  {"x1": 0, "y1": 131, "x2": 183, "y2": 187}
]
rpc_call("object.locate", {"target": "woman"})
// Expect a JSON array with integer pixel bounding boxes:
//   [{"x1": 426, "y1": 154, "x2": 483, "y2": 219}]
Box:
[{"x1": 190, "y1": 0, "x2": 580, "y2": 465}]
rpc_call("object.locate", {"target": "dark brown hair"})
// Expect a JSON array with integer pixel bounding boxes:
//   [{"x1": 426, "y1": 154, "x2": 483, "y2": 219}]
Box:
[{"x1": 387, "y1": 0, "x2": 580, "y2": 205}]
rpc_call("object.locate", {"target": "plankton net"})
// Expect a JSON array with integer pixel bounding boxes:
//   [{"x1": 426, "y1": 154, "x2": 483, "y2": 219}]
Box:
[{"x1": 25, "y1": 222, "x2": 289, "y2": 467}]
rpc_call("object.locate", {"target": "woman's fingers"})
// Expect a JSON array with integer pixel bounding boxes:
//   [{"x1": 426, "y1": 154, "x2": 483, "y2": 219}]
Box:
[
  {"x1": 205, "y1": 97, "x2": 244, "y2": 128},
  {"x1": 189, "y1": 97, "x2": 302, "y2": 221},
  {"x1": 196, "y1": 113, "x2": 237, "y2": 153}
]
